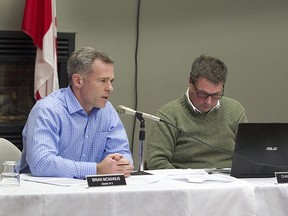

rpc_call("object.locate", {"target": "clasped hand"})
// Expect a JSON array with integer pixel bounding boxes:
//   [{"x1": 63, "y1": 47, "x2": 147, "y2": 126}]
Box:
[{"x1": 97, "y1": 153, "x2": 134, "y2": 177}]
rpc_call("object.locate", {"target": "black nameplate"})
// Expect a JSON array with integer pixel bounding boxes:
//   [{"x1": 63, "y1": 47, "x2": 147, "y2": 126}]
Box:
[
  {"x1": 275, "y1": 172, "x2": 288, "y2": 184},
  {"x1": 86, "y1": 174, "x2": 126, "y2": 187}
]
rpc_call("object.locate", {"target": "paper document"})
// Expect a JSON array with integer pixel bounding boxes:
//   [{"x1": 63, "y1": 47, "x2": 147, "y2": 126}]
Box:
[
  {"x1": 148, "y1": 169, "x2": 236, "y2": 183},
  {"x1": 21, "y1": 174, "x2": 87, "y2": 187},
  {"x1": 185, "y1": 173, "x2": 236, "y2": 183},
  {"x1": 126, "y1": 175, "x2": 161, "y2": 185}
]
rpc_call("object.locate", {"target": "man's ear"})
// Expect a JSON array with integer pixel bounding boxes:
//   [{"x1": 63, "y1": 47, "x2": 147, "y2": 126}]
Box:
[{"x1": 72, "y1": 74, "x2": 83, "y2": 88}]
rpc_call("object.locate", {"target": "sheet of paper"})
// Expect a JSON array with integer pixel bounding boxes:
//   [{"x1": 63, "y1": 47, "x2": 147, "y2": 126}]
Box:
[
  {"x1": 21, "y1": 174, "x2": 87, "y2": 187},
  {"x1": 185, "y1": 173, "x2": 236, "y2": 183},
  {"x1": 126, "y1": 175, "x2": 161, "y2": 185},
  {"x1": 148, "y1": 169, "x2": 236, "y2": 183}
]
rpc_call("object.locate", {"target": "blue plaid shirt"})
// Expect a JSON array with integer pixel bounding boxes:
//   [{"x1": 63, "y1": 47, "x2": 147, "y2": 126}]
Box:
[{"x1": 19, "y1": 86, "x2": 133, "y2": 179}]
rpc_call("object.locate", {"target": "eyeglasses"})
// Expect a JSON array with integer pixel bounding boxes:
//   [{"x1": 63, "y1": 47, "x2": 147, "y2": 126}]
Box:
[{"x1": 193, "y1": 85, "x2": 224, "y2": 100}]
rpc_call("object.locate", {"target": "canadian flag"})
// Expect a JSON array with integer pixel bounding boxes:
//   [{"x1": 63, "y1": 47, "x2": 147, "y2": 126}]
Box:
[{"x1": 22, "y1": 0, "x2": 59, "y2": 100}]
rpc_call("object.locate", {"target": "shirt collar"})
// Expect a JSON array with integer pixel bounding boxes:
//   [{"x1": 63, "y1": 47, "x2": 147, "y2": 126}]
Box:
[
  {"x1": 66, "y1": 86, "x2": 100, "y2": 116},
  {"x1": 186, "y1": 88, "x2": 220, "y2": 113}
]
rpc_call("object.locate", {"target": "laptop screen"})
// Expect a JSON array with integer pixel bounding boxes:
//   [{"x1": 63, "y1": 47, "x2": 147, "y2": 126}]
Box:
[{"x1": 231, "y1": 123, "x2": 288, "y2": 178}]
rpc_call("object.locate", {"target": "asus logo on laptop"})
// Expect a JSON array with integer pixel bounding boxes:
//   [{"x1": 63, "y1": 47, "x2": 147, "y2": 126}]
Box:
[{"x1": 265, "y1": 147, "x2": 278, "y2": 151}]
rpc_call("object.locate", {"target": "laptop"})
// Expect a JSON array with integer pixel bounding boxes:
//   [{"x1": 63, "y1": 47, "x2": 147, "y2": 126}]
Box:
[{"x1": 230, "y1": 123, "x2": 288, "y2": 178}]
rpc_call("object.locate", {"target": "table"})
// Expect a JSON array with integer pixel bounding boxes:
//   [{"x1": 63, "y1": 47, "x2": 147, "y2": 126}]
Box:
[{"x1": 0, "y1": 169, "x2": 287, "y2": 216}]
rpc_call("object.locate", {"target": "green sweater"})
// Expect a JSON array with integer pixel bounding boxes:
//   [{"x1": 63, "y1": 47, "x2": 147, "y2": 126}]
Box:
[{"x1": 146, "y1": 95, "x2": 247, "y2": 170}]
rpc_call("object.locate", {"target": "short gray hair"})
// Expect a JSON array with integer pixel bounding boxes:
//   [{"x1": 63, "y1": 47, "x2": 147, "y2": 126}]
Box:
[
  {"x1": 190, "y1": 55, "x2": 227, "y2": 85},
  {"x1": 67, "y1": 46, "x2": 114, "y2": 83}
]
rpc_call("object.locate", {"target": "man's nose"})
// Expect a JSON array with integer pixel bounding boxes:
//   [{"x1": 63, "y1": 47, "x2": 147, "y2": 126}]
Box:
[
  {"x1": 204, "y1": 96, "x2": 212, "y2": 103},
  {"x1": 106, "y1": 82, "x2": 113, "y2": 92}
]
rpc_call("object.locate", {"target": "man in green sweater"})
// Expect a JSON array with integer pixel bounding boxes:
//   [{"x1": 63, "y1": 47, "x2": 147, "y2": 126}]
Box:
[{"x1": 146, "y1": 55, "x2": 247, "y2": 170}]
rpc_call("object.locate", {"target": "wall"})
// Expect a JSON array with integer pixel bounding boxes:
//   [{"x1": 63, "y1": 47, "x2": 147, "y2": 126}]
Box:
[{"x1": 1, "y1": 0, "x2": 288, "y2": 167}]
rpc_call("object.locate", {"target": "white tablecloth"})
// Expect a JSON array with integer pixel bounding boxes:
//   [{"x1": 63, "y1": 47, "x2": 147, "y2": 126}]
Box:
[
  {"x1": 243, "y1": 178, "x2": 288, "y2": 216},
  {"x1": 0, "y1": 169, "x2": 286, "y2": 216}
]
